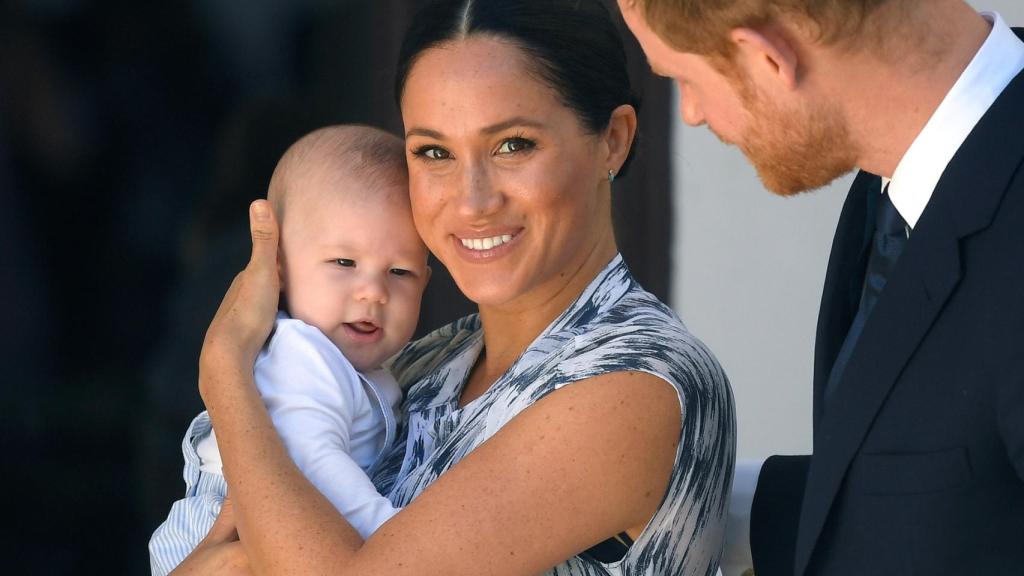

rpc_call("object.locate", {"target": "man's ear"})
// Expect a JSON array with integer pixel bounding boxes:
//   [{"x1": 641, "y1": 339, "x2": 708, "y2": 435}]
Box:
[
  {"x1": 729, "y1": 26, "x2": 800, "y2": 91},
  {"x1": 603, "y1": 103, "x2": 639, "y2": 178}
]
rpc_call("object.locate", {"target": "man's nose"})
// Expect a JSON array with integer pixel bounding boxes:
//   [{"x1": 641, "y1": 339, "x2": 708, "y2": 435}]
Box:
[{"x1": 679, "y1": 87, "x2": 706, "y2": 127}]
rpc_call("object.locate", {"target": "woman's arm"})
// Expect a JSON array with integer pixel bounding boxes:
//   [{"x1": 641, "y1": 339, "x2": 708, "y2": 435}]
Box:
[
  {"x1": 355, "y1": 371, "x2": 682, "y2": 575},
  {"x1": 194, "y1": 201, "x2": 683, "y2": 575}
]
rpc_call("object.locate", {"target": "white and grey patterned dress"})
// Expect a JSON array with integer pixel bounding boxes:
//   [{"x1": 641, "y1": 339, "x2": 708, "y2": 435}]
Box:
[{"x1": 372, "y1": 254, "x2": 736, "y2": 576}]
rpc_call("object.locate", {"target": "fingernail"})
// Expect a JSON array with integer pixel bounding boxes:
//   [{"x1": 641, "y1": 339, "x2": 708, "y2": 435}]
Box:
[{"x1": 252, "y1": 201, "x2": 269, "y2": 221}]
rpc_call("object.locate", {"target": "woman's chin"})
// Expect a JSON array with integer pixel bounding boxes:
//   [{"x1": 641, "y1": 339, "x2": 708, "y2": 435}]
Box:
[{"x1": 450, "y1": 276, "x2": 524, "y2": 309}]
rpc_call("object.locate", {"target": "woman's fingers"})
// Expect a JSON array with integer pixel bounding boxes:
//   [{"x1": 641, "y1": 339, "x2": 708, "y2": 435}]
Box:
[
  {"x1": 170, "y1": 498, "x2": 249, "y2": 575},
  {"x1": 247, "y1": 200, "x2": 279, "y2": 279},
  {"x1": 208, "y1": 497, "x2": 240, "y2": 543},
  {"x1": 233, "y1": 200, "x2": 281, "y2": 341},
  {"x1": 199, "y1": 201, "x2": 282, "y2": 393},
  {"x1": 171, "y1": 541, "x2": 251, "y2": 575}
]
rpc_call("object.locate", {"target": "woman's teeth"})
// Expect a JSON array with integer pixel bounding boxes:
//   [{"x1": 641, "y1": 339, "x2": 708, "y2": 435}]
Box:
[{"x1": 460, "y1": 234, "x2": 513, "y2": 251}]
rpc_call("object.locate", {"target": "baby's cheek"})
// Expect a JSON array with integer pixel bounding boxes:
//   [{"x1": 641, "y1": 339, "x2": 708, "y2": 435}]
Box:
[{"x1": 392, "y1": 290, "x2": 423, "y2": 338}]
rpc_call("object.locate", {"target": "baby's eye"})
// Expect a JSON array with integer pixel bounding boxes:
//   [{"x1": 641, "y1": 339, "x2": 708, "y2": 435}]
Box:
[
  {"x1": 413, "y1": 145, "x2": 451, "y2": 161},
  {"x1": 389, "y1": 268, "x2": 411, "y2": 277},
  {"x1": 496, "y1": 137, "x2": 535, "y2": 155},
  {"x1": 334, "y1": 258, "x2": 355, "y2": 268}
]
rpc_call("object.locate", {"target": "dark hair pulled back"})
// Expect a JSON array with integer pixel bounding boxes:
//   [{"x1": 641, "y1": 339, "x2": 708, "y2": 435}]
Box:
[{"x1": 395, "y1": 0, "x2": 641, "y2": 177}]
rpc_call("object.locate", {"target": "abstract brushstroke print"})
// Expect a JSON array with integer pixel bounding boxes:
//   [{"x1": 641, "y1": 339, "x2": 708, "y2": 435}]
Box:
[{"x1": 373, "y1": 254, "x2": 736, "y2": 575}]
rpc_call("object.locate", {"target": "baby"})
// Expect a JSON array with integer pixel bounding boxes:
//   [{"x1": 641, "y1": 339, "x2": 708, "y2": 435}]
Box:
[{"x1": 149, "y1": 125, "x2": 430, "y2": 575}]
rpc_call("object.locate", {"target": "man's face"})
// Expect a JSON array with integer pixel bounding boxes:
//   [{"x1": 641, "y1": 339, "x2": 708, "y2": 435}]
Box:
[
  {"x1": 733, "y1": 80, "x2": 859, "y2": 196},
  {"x1": 619, "y1": 2, "x2": 858, "y2": 195},
  {"x1": 619, "y1": 2, "x2": 750, "y2": 142}
]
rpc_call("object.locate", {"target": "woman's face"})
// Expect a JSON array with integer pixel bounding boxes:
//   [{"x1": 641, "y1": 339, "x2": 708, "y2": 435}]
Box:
[{"x1": 401, "y1": 36, "x2": 616, "y2": 309}]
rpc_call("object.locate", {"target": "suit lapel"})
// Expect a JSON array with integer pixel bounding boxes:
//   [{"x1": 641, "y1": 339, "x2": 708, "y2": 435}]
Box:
[{"x1": 794, "y1": 64, "x2": 1024, "y2": 575}]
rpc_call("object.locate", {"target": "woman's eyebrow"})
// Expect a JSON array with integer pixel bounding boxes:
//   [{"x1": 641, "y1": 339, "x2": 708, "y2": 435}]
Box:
[
  {"x1": 480, "y1": 117, "x2": 545, "y2": 135},
  {"x1": 406, "y1": 127, "x2": 444, "y2": 139},
  {"x1": 406, "y1": 117, "x2": 545, "y2": 140}
]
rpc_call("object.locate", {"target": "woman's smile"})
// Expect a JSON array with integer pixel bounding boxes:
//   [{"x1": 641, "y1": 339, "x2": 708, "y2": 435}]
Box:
[
  {"x1": 402, "y1": 36, "x2": 617, "y2": 308},
  {"x1": 452, "y1": 228, "x2": 522, "y2": 260},
  {"x1": 458, "y1": 233, "x2": 514, "y2": 251}
]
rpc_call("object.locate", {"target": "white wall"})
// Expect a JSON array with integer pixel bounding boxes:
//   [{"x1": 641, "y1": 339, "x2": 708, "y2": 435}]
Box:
[{"x1": 670, "y1": 1, "x2": 1024, "y2": 460}]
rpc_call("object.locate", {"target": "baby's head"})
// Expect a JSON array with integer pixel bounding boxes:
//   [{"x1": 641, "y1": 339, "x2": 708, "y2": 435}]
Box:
[{"x1": 268, "y1": 125, "x2": 429, "y2": 371}]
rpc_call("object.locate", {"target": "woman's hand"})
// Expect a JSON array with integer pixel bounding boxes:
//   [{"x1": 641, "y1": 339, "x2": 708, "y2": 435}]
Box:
[
  {"x1": 171, "y1": 498, "x2": 252, "y2": 575},
  {"x1": 199, "y1": 200, "x2": 280, "y2": 401}
]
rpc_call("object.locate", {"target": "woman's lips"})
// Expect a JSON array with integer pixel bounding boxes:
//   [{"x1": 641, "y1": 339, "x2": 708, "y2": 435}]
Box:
[
  {"x1": 453, "y1": 229, "x2": 521, "y2": 260},
  {"x1": 459, "y1": 233, "x2": 513, "y2": 251}
]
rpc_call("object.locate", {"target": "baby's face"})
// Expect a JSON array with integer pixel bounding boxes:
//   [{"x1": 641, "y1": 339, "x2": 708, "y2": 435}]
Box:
[{"x1": 279, "y1": 177, "x2": 429, "y2": 371}]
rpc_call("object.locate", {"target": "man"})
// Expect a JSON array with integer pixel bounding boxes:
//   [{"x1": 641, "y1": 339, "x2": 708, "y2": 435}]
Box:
[{"x1": 618, "y1": 0, "x2": 1024, "y2": 574}]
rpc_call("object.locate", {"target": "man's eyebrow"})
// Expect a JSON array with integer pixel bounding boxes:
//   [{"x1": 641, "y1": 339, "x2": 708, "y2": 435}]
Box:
[{"x1": 406, "y1": 117, "x2": 546, "y2": 140}]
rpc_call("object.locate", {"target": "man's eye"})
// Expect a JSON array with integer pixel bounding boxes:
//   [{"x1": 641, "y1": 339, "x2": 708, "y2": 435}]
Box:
[
  {"x1": 389, "y1": 268, "x2": 411, "y2": 277},
  {"x1": 334, "y1": 259, "x2": 355, "y2": 267},
  {"x1": 497, "y1": 137, "x2": 535, "y2": 155},
  {"x1": 413, "y1": 146, "x2": 451, "y2": 160}
]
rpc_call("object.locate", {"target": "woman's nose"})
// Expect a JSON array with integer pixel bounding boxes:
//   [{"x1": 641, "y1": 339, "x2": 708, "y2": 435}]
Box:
[{"x1": 455, "y1": 160, "x2": 503, "y2": 219}]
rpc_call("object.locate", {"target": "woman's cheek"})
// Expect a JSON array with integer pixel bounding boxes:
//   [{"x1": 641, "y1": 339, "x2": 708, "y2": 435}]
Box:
[{"x1": 411, "y1": 196, "x2": 446, "y2": 251}]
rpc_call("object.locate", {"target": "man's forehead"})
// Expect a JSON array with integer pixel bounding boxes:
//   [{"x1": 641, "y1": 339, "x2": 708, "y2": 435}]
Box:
[
  {"x1": 617, "y1": 0, "x2": 640, "y2": 14},
  {"x1": 618, "y1": 6, "x2": 686, "y2": 76}
]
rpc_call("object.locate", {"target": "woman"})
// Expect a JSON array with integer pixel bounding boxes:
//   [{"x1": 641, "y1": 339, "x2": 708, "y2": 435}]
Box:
[{"x1": 178, "y1": 1, "x2": 734, "y2": 574}]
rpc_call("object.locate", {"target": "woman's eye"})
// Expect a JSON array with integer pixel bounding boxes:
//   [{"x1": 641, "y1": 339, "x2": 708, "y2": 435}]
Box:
[
  {"x1": 334, "y1": 259, "x2": 355, "y2": 268},
  {"x1": 496, "y1": 137, "x2": 535, "y2": 155},
  {"x1": 413, "y1": 146, "x2": 451, "y2": 161},
  {"x1": 389, "y1": 268, "x2": 411, "y2": 277}
]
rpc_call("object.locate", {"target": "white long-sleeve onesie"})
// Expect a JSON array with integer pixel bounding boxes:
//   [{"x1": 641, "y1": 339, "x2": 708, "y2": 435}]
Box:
[{"x1": 149, "y1": 313, "x2": 402, "y2": 575}]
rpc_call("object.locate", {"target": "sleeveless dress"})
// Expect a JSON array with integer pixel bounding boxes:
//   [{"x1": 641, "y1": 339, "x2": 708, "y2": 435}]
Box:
[{"x1": 372, "y1": 255, "x2": 736, "y2": 575}]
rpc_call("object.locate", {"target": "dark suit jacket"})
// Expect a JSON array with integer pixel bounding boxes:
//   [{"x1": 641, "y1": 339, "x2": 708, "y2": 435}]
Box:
[{"x1": 749, "y1": 31, "x2": 1024, "y2": 576}]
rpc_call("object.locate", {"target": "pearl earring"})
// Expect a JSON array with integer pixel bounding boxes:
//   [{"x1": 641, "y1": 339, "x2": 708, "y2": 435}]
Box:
[{"x1": 608, "y1": 169, "x2": 616, "y2": 183}]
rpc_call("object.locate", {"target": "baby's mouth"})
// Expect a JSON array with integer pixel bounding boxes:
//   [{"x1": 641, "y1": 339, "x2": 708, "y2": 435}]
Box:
[{"x1": 346, "y1": 321, "x2": 379, "y2": 334}]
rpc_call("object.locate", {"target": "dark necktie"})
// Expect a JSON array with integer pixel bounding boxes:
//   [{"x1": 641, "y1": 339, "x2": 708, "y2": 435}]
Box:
[{"x1": 823, "y1": 186, "x2": 910, "y2": 407}]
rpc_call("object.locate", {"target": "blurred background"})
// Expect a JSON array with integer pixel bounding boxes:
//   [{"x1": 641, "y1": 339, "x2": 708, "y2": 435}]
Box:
[{"x1": 0, "y1": 0, "x2": 670, "y2": 572}]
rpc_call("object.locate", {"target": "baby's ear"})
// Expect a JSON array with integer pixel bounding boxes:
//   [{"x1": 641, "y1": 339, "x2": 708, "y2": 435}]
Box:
[{"x1": 423, "y1": 265, "x2": 433, "y2": 285}]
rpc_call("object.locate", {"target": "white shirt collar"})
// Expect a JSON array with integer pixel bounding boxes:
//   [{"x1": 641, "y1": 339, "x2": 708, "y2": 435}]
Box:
[{"x1": 887, "y1": 11, "x2": 1024, "y2": 228}]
